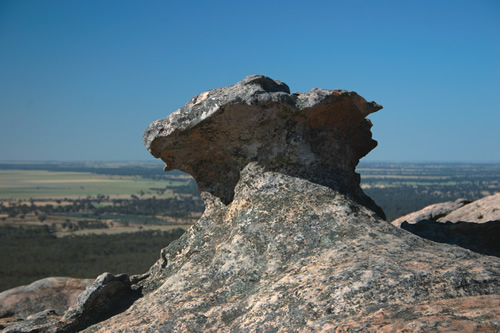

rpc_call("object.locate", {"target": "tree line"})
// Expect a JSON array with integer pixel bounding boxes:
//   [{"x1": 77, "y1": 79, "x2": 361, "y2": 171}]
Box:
[
  {"x1": 1, "y1": 196, "x2": 205, "y2": 221},
  {"x1": 0, "y1": 225, "x2": 186, "y2": 292}
]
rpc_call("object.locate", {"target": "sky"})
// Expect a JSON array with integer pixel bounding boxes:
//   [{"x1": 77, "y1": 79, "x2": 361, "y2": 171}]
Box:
[{"x1": 0, "y1": 0, "x2": 499, "y2": 162}]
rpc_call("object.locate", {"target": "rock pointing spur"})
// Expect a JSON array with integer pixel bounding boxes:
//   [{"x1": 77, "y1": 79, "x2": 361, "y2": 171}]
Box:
[{"x1": 4, "y1": 75, "x2": 499, "y2": 332}]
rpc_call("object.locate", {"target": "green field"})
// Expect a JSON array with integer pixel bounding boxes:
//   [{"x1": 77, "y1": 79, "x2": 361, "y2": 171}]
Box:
[{"x1": 0, "y1": 170, "x2": 188, "y2": 199}]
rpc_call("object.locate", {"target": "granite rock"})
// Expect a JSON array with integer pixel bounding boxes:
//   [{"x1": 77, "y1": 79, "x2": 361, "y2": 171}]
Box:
[
  {"x1": 0, "y1": 277, "x2": 92, "y2": 320},
  {"x1": 82, "y1": 165, "x2": 500, "y2": 332},
  {"x1": 400, "y1": 219, "x2": 500, "y2": 257},
  {"x1": 392, "y1": 193, "x2": 500, "y2": 227},
  {"x1": 440, "y1": 192, "x2": 500, "y2": 223},
  {"x1": 4, "y1": 75, "x2": 499, "y2": 332},
  {"x1": 144, "y1": 74, "x2": 385, "y2": 218},
  {"x1": 3, "y1": 273, "x2": 139, "y2": 333},
  {"x1": 393, "y1": 193, "x2": 500, "y2": 257},
  {"x1": 0, "y1": 277, "x2": 93, "y2": 331},
  {"x1": 85, "y1": 75, "x2": 499, "y2": 331},
  {"x1": 392, "y1": 198, "x2": 470, "y2": 227}
]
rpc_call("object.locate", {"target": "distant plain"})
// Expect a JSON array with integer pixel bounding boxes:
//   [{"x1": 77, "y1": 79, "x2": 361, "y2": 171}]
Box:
[{"x1": 0, "y1": 170, "x2": 184, "y2": 200}]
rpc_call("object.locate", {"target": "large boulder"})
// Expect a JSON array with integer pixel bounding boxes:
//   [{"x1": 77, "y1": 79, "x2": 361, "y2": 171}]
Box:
[
  {"x1": 441, "y1": 192, "x2": 500, "y2": 223},
  {"x1": 5, "y1": 75, "x2": 499, "y2": 332},
  {"x1": 392, "y1": 193, "x2": 500, "y2": 227},
  {"x1": 392, "y1": 198, "x2": 470, "y2": 227},
  {"x1": 392, "y1": 193, "x2": 500, "y2": 257},
  {"x1": 2, "y1": 273, "x2": 138, "y2": 333},
  {"x1": 0, "y1": 277, "x2": 92, "y2": 320}
]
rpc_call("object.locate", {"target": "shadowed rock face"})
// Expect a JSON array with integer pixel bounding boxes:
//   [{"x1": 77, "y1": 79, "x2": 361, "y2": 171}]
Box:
[
  {"x1": 393, "y1": 193, "x2": 500, "y2": 257},
  {"x1": 144, "y1": 75, "x2": 384, "y2": 218},
  {"x1": 401, "y1": 219, "x2": 500, "y2": 257}
]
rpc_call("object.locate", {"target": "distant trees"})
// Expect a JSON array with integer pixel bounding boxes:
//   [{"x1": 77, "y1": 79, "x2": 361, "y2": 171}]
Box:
[
  {"x1": 0, "y1": 196, "x2": 204, "y2": 221},
  {"x1": 0, "y1": 226, "x2": 186, "y2": 292}
]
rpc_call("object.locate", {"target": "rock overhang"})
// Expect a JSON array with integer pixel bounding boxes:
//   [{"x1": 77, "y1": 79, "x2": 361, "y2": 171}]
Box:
[{"x1": 144, "y1": 75, "x2": 383, "y2": 214}]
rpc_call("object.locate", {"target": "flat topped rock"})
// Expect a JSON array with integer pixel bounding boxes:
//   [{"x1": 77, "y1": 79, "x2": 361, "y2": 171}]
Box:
[{"x1": 144, "y1": 75, "x2": 384, "y2": 216}]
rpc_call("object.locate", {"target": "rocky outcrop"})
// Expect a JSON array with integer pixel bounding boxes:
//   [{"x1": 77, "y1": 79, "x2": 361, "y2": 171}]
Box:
[
  {"x1": 143, "y1": 74, "x2": 385, "y2": 219},
  {"x1": 0, "y1": 277, "x2": 92, "y2": 320},
  {"x1": 2, "y1": 273, "x2": 139, "y2": 333},
  {"x1": 400, "y1": 219, "x2": 500, "y2": 257},
  {"x1": 442, "y1": 192, "x2": 500, "y2": 223},
  {"x1": 392, "y1": 193, "x2": 500, "y2": 227},
  {"x1": 84, "y1": 166, "x2": 499, "y2": 332},
  {"x1": 393, "y1": 193, "x2": 500, "y2": 257},
  {"x1": 392, "y1": 198, "x2": 470, "y2": 227},
  {"x1": 4, "y1": 75, "x2": 499, "y2": 332}
]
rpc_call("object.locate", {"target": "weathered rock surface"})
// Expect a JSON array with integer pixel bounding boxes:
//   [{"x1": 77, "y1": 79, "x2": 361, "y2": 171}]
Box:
[
  {"x1": 441, "y1": 192, "x2": 500, "y2": 223},
  {"x1": 393, "y1": 193, "x2": 500, "y2": 257},
  {"x1": 2, "y1": 273, "x2": 139, "y2": 333},
  {"x1": 392, "y1": 198, "x2": 470, "y2": 227},
  {"x1": 392, "y1": 193, "x2": 500, "y2": 227},
  {"x1": 4, "y1": 75, "x2": 499, "y2": 332},
  {"x1": 143, "y1": 74, "x2": 385, "y2": 219},
  {"x1": 82, "y1": 166, "x2": 500, "y2": 332},
  {"x1": 0, "y1": 277, "x2": 92, "y2": 320}
]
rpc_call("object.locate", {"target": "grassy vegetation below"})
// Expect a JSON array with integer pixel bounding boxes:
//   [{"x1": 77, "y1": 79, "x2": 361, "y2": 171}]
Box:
[{"x1": 0, "y1": 225, "x2": 185, "y2": 292}]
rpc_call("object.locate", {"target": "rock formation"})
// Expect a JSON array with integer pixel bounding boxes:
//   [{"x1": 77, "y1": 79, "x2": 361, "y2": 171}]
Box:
[
  {"x1": 0, "y1": 277, "x2": 92, "y2": 330},
  {"x1": 440, "y1": 192, "x2": 500, "y2": 223},
  {"x1": 3, "y1": 75, "x2": 500, "y2": 332},
  {"x1": 0, "y1": 277, "x2": 93, "y2": 320},
  {"x1": 393, "y1": 193, "x2": 500, "y2": 257},
  {"x1": 392, "y1": 198, "x2": 471, "y2": 227},
  {"x1": 143, "y1": 74, "x2": 385, "y2": 219}
]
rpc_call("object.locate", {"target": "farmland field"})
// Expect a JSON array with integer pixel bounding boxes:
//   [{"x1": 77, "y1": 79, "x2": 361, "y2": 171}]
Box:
[
  {"x1": 0, "y1": 170, "x2": 187, "y2": 199},
  {"x1": 0, "y1": 165, "x2": 204, "y2": 233},
  {"x1": 0, "y1": 162, "x2": 205, "y2": 291}
]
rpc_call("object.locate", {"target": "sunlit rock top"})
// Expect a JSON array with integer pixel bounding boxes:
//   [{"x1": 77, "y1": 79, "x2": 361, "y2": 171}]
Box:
[{"x1": 144, "y1": 75, "x2": 383, "y2": 216}]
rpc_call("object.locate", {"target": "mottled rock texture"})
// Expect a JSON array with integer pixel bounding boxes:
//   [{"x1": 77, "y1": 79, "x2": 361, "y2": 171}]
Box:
[
  {"x1": 393, "y1": 193, "x2": 500, "y2": 257},
  {"x1": 3, "y1": 76, "x2": 499, "y2": 332},
  {"x1": 83, "y1": 166, "x2": 500, "y2": 332},
  {"x1": 0, "y1": 277, "x2": 93, "y2": 331}
]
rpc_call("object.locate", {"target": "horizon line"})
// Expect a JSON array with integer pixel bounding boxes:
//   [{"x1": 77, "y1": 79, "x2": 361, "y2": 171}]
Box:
[{"x1": 0, "y1": 159, "x2": 499, "y2": 165}]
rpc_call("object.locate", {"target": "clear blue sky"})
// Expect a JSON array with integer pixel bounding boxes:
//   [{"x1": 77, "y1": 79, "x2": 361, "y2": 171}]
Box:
[{"x1": 1, "y1": 0, "x2": 499, "y2": 162}]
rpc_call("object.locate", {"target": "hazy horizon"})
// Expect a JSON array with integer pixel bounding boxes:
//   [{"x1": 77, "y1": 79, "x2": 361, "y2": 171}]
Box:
[
  {"x1": 1, "y1": 1, "x2": 499, "y2": 162},
  {"x1": 1, "y1": 159, "x2": 499, "y2": 164}
]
